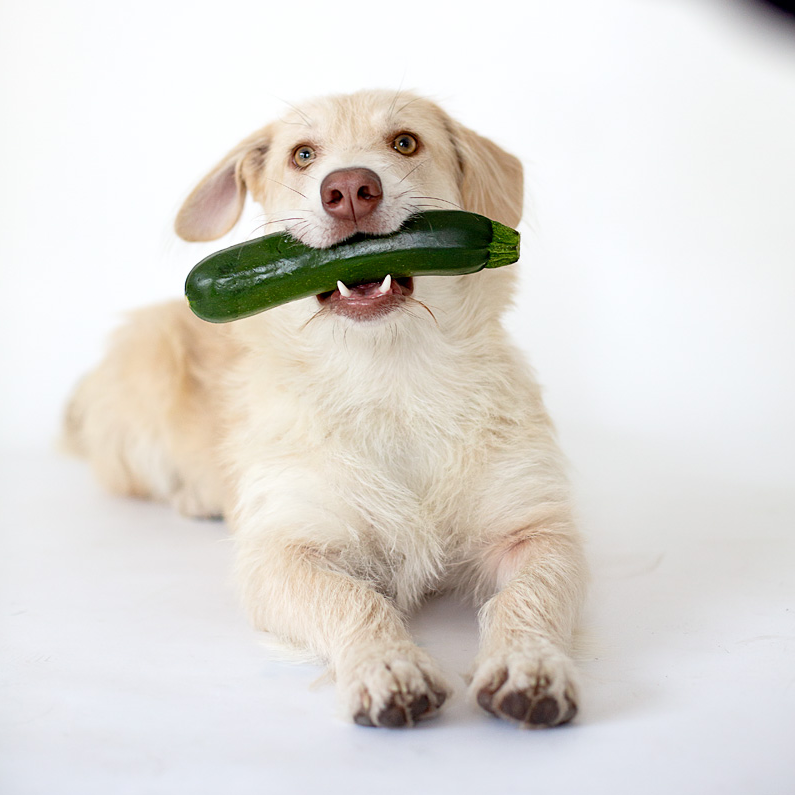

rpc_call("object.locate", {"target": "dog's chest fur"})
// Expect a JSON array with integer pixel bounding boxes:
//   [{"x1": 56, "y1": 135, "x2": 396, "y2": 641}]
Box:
[{"x1": 225, "y1": 320, "x2": 518, "y2": 604}]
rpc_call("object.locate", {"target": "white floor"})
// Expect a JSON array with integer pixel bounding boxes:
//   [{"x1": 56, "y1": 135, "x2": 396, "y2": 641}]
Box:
[{"x1": 2, "y1": 432, "x2": 793, "y2": 795}]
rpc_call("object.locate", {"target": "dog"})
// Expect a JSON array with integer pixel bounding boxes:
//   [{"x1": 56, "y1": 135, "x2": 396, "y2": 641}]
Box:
[{"x1": 63, "y1": 89, "x2": 586, "y2": 729}]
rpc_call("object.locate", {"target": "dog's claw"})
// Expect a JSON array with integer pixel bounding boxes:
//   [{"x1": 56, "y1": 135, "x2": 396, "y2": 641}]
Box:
[{"x1": 353, "y1": 711, "x2": 376, "y2": 727}]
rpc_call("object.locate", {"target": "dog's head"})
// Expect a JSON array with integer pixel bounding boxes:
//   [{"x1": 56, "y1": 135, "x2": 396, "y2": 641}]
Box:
[{"x1": 176, "y1": 90, "x2": 523, "y2": 338}]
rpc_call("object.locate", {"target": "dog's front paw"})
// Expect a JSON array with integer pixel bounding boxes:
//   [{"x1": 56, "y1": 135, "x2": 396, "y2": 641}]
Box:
[
  {"x1": 338, "y1": 643, "x2": 451, "y2": 728},
  {"x1": 470, "y1": 642, "x2": 579, "y2": 728}
]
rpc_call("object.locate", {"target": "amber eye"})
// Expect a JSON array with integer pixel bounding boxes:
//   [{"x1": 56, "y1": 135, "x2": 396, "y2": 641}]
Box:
[
  {"x1": 393, "y1": 133, "x2": 419, "y2": 155},
  {"x1": 292, "y1": 145, "x2": 316, "y2": 167}
]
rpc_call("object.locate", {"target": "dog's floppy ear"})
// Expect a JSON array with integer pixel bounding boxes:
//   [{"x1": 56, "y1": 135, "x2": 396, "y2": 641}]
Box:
[
  {"x1": 446, "y1": 120, "x2": 523, "y2": 229},
  {"x1": 175, "y1": 126, "x2": 272, "y2": 242}
]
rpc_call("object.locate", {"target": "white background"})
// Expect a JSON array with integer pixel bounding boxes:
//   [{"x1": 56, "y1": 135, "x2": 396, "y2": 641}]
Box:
[{"x1": 1, "y1": 1, "x2": 794, "y2": 793}]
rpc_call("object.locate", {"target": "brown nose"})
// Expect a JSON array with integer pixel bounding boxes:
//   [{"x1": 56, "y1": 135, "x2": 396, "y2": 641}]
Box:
[{"x1": 320, "y1": 168, "x2": 383, "y2": 221}]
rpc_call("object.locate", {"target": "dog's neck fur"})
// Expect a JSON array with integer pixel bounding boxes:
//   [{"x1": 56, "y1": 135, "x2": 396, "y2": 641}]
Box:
[{"x1": 228, "y1": 294, "x2": 521, "y2": 493}]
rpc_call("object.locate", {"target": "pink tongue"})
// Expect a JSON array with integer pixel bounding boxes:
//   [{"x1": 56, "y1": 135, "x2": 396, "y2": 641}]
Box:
[{"x1": 350, "y1": 282, "x2": 382, "y2": 297}]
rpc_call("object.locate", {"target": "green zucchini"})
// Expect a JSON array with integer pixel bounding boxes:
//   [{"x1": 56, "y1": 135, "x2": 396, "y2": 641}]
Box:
[{"x1": 185, "y1": 210, "x2": 520, "y2": 323}]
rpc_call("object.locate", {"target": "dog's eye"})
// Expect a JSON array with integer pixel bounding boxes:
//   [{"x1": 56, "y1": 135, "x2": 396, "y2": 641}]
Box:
[
  {"x1": 393, "y1": 133, "x2": 419, "y2": 156},
  {"x1": 292, "y1": 145, "x2": 316, "y2": 168}
]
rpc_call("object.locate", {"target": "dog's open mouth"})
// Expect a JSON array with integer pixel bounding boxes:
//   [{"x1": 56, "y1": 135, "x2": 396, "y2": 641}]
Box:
[{"x1": 317, "y1": 275, "x2": 414, "y2": 321}]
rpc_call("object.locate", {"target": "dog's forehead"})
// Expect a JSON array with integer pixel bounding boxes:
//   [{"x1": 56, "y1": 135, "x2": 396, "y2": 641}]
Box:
[{"x1": 278, "y1": 92, "x2": 444, "y2": 144}]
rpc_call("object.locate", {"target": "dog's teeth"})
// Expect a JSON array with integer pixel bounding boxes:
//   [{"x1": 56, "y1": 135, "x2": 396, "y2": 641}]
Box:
[
  {"x1": 378, "y1": 274, "x2": 392, "y2": 295},
  {"x1": 337, "y1": 280, "x2": 352, "y2": 298}
]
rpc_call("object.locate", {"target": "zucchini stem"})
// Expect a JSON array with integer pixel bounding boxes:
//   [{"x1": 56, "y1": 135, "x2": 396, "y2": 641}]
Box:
[{"x1": 487, "y1": 220, "x2": 521, "y2": 268}]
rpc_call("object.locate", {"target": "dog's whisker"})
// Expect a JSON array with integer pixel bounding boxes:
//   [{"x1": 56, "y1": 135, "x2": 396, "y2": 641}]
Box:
[
  {"x1": 265, "y1": 178, "x2": 309, "y2": 199},
  {"x1": 260, "y1": 216, "x2": 306, "y2": 226},
  {"x1": 410, "y1": 195, "x2": 464, "y2": 210},
  {"x1": 387, "y1": 84, "x2": 407, "y2": 119},
  {"x1": 275, "y1": 97, "x2": 314, "y2": 128},
  {"x1": 397, "y1": 296, "x2": 440, "y2": 327},
  {"x1": 397, "y1": 159, "x2": 430, "y2": 185},
  {"x1": 249, "y1": 214, "x2": 313, "y2": 236},
  {"x1": 288, "y1": 220, "x2": 312, "y2": 240},
  {"x1": 300, "y1": 304, "x2": 330, "y2": 331},
  {"x1": 389, "y1": 189, "x2": 419, "y2": 206},
  {"x1": 396, "y1": 96, "x2": 424, "y2": 115}
]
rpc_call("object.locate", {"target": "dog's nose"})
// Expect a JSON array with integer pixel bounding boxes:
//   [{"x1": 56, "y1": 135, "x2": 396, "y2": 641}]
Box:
[{"x1": 320, "y1": 168, "x2": 383, "y2": 222}]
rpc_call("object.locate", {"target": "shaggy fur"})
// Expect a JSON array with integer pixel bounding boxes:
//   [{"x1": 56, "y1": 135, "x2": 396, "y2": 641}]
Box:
[{"x1": 63, "y1": 90, "x2": 586, "y2": 729}]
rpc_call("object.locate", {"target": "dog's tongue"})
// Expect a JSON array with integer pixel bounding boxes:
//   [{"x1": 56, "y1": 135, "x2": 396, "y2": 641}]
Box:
[
  {"x1": 341, "y1": 276, "x2": 398, "y2": 299},
  {"x1": 317, "y1": 274, "x2": 414, "y2": 320}
]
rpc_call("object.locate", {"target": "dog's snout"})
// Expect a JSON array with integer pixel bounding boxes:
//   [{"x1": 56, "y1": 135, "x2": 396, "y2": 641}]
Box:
[{"x1": 320, "y1": 168, "x2": 383, "y2": 222}]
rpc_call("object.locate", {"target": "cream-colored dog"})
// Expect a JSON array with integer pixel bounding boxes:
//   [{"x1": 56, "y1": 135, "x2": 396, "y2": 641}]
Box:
[{"x1": 64, "y1": 90, "x2": 586, "y2": 729}]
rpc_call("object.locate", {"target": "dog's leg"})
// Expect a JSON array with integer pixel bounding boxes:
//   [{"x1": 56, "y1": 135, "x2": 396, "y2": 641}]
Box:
[
  {"x1": 235, "y1": 534, "x2": 451, "y2": 728},
  {"x1": 469, "y1": 524, "x2": 585, "y2": 728}
]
